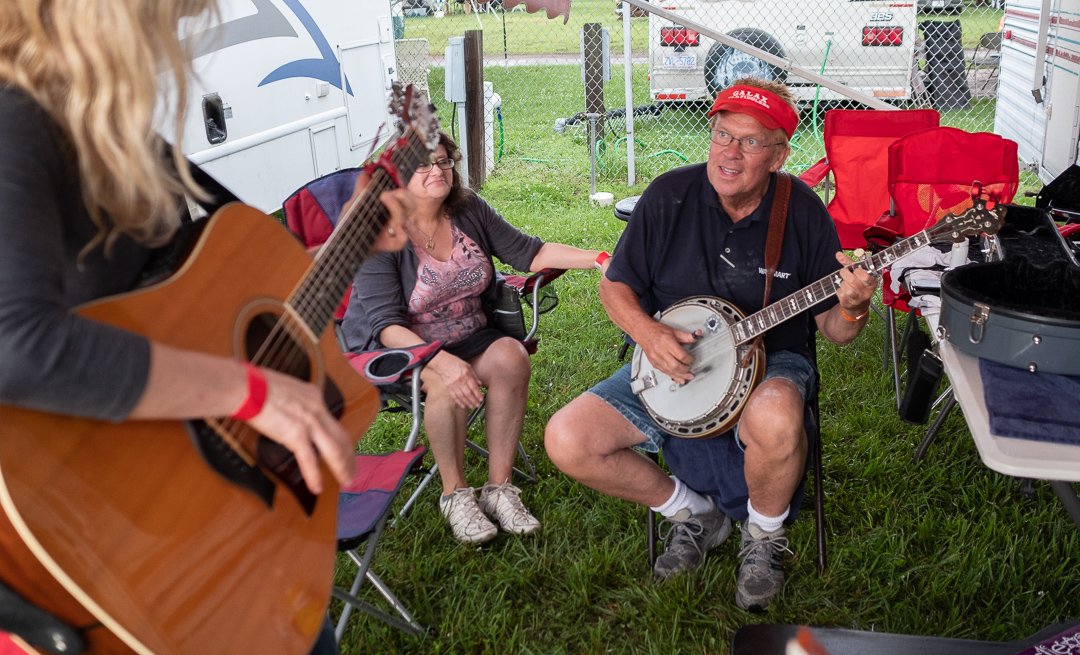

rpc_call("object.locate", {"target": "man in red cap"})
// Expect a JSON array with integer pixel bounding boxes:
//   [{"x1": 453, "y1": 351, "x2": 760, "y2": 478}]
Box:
[{"x1": 546, "y1": 78, "x2": 877, "y2": 611}]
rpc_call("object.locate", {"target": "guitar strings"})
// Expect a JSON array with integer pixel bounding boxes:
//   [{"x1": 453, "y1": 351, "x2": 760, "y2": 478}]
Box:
[{"x1": 217, "y1": 134, "x2": 427, "y2": 440}]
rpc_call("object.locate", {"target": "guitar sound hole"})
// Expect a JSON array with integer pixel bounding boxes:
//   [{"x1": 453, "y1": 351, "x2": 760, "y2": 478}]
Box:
[
  {"x1": 242, "y1": 311, "x2": 318, "y2": 515},
  {"x1": 245, "y1": 312, "x2": 311, "y2": 380}
]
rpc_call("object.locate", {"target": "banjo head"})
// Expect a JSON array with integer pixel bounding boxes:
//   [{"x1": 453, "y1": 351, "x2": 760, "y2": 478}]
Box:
[{"x1": 631, "y1": 296, "x2": 762, "y2": 438}]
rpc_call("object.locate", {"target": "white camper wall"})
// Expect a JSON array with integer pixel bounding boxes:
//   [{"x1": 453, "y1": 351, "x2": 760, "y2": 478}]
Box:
[
  {"x1": 175, "y1": 0, "x2": 398, "y2": 212},
  {"x1": 995, "y1": 0, "x2": 1080, "y2": 183}
]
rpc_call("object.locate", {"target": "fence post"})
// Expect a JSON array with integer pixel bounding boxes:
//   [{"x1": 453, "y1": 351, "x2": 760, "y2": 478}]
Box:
[
  {"x1": 464, "y1": 29, "x2": 485, "y2": 189},
  {"x1": 621, "y1": 1, "x2": 636, "y2": 186},
  {"x1": 583, "y1": 22, "x2": 606, "y2": 137}
]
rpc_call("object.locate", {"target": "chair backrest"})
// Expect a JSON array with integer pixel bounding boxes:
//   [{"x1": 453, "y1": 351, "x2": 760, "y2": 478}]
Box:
[
  {"x1": 887, "y1": 126, "x2": 1019, "y2": 237},
  {"x1": 816, "y1": 109, "x2": 940, "y2": 249},
  {"x1": 281, "y1": 168, "x2": 364, "y2": 320}
]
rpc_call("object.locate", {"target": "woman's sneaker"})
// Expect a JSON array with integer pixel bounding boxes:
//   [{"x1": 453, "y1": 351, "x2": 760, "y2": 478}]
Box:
[
  {"x1": 440, "y1": 487, "x2": 497, "y2": 544},
  {"x1": 478, "y1": 482, "x2": 541, "y2": 535}
]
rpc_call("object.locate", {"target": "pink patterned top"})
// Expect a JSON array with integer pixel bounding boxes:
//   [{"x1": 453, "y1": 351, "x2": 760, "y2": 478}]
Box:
[{"x1": 407, "y1": 223, "x2": 493, "y2": 344}]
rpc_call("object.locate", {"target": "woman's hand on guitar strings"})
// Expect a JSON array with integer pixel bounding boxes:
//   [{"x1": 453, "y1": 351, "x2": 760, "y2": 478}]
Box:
[
  {"x1": 245, "y1": 366, "x2": 357, "y2": 495},
  {"x1": 639, "y1": 321, "x2": 699, "y2": 385}
]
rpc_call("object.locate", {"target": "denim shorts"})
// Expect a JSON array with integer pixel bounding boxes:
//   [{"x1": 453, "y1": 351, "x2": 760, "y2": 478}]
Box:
[{"x1": 587, "y1": 349, "x2": 817, "y2": 454}]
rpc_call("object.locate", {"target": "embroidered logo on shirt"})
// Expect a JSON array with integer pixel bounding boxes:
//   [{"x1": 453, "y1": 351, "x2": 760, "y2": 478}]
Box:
[{"x1": 758, "y1": 267, "x2": 791, "y2": 279}]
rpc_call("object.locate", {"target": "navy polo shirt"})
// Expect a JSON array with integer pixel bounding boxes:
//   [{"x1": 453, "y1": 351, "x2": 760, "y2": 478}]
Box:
[{"x1": 607, "y1": 163, "x2": 841, "y2": 355}]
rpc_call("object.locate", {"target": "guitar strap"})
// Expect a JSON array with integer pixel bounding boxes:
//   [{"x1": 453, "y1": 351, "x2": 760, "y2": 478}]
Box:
[{"x1": 740, "y1": 172, "x2": 791, "y2": 366}]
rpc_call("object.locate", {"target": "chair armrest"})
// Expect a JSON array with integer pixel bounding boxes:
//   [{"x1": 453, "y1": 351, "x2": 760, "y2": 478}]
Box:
[
  {"x1": 798, "y1": 157, "x2": 831, "y2": 189},
  {"x1": 502, "y1": 268, "x2": 567, "y2": 295},
  {"x1": 345, "y1": 341, "x2": 443, "y2": 386}
]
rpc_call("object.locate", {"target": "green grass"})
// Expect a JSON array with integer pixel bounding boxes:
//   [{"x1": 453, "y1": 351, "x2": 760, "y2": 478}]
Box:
[
  {"x1": 401, "y1": 0, "x2": 1003, "y2": 56},
  {"x1": 401, "y1": 0, "x2": 649, "y2": 57},
  {"x1": 331, "y1": 100, "x2": 1076, "y2": 654}
]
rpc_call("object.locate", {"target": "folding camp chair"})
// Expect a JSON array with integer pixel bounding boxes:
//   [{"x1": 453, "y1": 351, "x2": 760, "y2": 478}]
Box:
[
  {"x1": 864, "y1": 126, "x2": 1018, "y2": 456},
  {"x1": 282, "y1": 168, "x2": 564, "y2": 519},
  {"x1": 332, "y1": 445, "x2": 430, "y2": 639},
  {"x1": 797, "y1": 109, "x2": 940, "y2": 251}
]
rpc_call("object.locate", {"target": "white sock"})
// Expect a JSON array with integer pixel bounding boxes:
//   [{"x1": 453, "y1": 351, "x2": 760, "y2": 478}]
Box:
[
  {"x1": 651, "y1": 476, "x2": 713, "y2": 518},
  {"x1": 747, "y1": 500, "x2": 788, "y2": 533}
]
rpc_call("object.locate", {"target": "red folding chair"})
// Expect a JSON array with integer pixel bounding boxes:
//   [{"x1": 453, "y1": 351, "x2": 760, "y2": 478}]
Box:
[
  {"x1": 798, "y1": 109, "x2": 940, "y2": 250},
  {"x1": 866, "y1": 127, "x2": 1019, "y2": 457}
]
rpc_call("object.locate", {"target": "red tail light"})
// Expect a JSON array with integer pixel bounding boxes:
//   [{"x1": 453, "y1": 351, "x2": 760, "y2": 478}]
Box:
[
  {"x1": 660, "y1": 27, "x2": 699, "y2": 47},
  {"x1": 863, "y1": 26, "x2": 904, "y2": 46}
]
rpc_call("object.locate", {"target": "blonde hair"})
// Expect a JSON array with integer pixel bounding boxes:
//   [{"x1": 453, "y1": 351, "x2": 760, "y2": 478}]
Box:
[{"x1": 0, "y1": 0, "x2": 216, "y2": 252}]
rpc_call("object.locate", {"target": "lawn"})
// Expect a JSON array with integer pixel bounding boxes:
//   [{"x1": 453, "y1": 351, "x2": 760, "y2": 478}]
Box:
[
  {"x1": 331, "y1": 77, "x2": 1074, "y2": 655},
  {"x1": 336, "y1": 183, "x2": 1077, "y2": 652}
]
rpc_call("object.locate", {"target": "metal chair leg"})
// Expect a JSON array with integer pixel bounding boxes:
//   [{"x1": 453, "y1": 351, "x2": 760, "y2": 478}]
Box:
[{"x1": 914, "y1": 390, "x2": 956, "y2": 462}]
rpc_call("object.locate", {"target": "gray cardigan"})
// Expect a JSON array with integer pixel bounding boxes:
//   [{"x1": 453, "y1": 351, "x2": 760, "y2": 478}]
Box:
[
  {"x1": 339, "y1": 193, "x2": 543, "y2": 351},
  {"x1": 0, "y1": 85, "x2": 152, "y2": 421}
]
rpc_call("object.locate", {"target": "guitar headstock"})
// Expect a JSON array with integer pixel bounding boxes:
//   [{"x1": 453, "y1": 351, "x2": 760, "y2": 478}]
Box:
[
  {"x1": 389, "y1": 83, "x2": 440, "y2": 155},
  {"x1": 928, "y1": 197, "x2": 1007, "y2": 244}
]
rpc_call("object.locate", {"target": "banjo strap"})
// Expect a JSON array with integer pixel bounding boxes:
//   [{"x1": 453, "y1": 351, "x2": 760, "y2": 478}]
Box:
[{"x1": 740, "y1": 172, "x2": 792, "y2": 367}]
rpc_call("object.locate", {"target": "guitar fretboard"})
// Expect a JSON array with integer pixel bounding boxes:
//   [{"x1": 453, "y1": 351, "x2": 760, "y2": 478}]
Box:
[
  {"x1": 730, "y1": 213, "x2": 979, "y2": 345},
  {"x1": 289, "y1": 134, "x2": 431, "y2": 336}
]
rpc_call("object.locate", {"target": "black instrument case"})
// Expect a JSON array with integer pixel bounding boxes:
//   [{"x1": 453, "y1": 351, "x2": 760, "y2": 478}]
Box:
[{"x1": 939, "y1": 166, "x2": 1080, "y2": 375}]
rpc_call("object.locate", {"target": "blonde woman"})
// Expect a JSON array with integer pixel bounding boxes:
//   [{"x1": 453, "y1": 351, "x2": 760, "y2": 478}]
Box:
[{"x1": 0, "y1": 2, "x2": 408, "y2": 653}]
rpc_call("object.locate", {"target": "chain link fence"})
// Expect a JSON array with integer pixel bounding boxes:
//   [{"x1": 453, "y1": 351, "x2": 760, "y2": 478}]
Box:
[{"x1": 395, "y1": 0, "x2": 1006, "y2": 189}]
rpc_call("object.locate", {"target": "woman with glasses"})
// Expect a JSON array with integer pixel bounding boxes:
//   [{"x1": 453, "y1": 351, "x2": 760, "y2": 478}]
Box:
[{"x1": 340, "y1": 131, "x2": 609, "y2": 544}]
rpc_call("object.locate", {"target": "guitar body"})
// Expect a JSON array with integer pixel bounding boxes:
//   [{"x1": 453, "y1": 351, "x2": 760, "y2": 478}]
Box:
[
  {"x1": 631, "y1": 296, "x2": 764, "y2": 438},
  {"x1": 0, "y1": 204, "x2": 379, "y2": 654}
]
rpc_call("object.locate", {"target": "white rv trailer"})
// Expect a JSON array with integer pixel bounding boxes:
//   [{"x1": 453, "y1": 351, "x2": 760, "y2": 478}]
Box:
[
  {"x1": 647, "y1": 0, "x2": 919, "y2": 104},
  {"x1": 994, "y1": 0, "x2": 1080, "y2": 183},
  {"x1": 171, "y1": 0, "x2": 399, "y2": 212}
]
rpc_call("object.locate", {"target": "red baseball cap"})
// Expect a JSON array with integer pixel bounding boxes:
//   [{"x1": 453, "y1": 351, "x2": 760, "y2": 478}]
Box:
[{"x1": 707, "y1": 84, "x2": 799, "y2": 139}]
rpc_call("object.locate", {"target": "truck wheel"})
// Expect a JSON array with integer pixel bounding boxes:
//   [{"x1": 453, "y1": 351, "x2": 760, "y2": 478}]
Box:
[{"x1": 704, "y1": 28, "x2": 786, "y2": 98}]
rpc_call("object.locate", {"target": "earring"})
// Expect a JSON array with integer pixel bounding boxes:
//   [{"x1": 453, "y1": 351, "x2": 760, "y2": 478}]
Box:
[{"x1": 387, "y1": 227, "x2": 396, "y2": 237}]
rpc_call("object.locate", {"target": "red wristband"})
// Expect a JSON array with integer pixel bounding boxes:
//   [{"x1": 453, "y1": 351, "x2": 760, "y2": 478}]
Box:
[
  {"x1": 231, "y1": 362, "x2": 268, "y2": 421},
  {"x1": 594, "y1": 251, "x2": 611, "y2": 269}
]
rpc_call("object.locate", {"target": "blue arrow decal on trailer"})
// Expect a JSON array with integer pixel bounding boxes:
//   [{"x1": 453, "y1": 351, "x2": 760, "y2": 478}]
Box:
[{"x1": 259, "y1": 0, "x2": 353, "y2": 95}]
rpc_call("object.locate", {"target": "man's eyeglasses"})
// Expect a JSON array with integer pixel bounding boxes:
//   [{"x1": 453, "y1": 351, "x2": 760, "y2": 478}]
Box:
[
  {"x1": 710, "y1": 129, "x2": 783, "y2": 154},
  {"x1": 417, "y1": 157, "x2": 455, "y2": 172}
]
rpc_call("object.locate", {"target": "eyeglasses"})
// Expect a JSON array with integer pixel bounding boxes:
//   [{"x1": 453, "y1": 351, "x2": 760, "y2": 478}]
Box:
[
  {"x1": 417, "y1": 157, "x2": 455, "y2": 173},
  {"x1": 710, "y1": 129, "x2": 784, "y2": 154}
]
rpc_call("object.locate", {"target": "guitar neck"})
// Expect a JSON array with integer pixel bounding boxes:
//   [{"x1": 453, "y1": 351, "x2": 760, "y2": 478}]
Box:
[
  {"x1": 289, "y1": 134, "x2": 430, "y2": 334},
  {"x1": 732, "y1": 229, "x2": 935, "y2": 345}
]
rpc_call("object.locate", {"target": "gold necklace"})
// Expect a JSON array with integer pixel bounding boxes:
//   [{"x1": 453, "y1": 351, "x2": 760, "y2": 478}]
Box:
[{"x1": 413, "y1": 215, "x2": 442, "y2": 250}]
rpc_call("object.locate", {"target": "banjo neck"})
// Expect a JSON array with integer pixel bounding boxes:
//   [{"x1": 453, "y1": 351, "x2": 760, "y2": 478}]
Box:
[{"x1": 729, "y1": 199, "x2": 1005, "y2": 346}]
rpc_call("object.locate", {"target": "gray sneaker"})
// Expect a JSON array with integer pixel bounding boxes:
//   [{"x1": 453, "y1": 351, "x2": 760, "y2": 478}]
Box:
[
  {"x1": 478, "y1": 482, "x2": 541, "y2": 535},
  {"x1": 652, "y1": 500, "x2": 732, "y2": 580},
  {"x1": 439, "y1": 488, "x2": 497, "y2": 544},
  {"x1": 735, "y1": 522, "x2": 793, "y2": 612}
]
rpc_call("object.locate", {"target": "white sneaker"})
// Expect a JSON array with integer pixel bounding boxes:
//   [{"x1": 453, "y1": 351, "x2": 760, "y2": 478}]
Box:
[
  {"x1": 478, "y1": 482, "x2": 541, "y2": 535},
  {"x1": 439, "y1": 488, "x2": 497, "y2": 544}
]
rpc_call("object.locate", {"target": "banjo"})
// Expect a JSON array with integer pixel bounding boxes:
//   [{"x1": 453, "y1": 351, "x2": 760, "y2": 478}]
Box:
[{"x1": 629, "y1": 198, "x2": 1006, "y2": 439}]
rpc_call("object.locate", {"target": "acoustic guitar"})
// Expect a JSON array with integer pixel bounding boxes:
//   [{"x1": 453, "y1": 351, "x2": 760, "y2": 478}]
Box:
[{"x1": 0, "y1": 85, "x2": 439, "y2": 654}]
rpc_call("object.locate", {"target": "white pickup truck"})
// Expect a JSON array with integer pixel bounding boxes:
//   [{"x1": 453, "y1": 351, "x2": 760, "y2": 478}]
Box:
[{"x1": 648, "y1": 0, "x2": 919, "y2": 104}]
